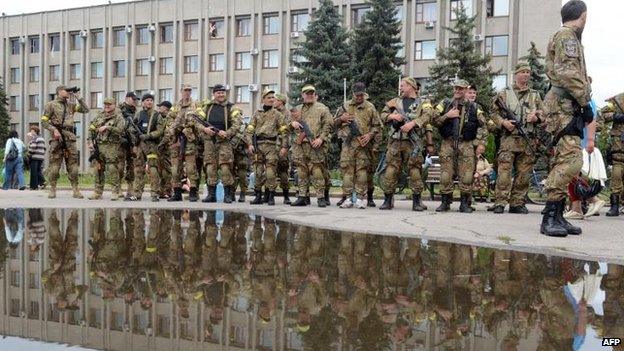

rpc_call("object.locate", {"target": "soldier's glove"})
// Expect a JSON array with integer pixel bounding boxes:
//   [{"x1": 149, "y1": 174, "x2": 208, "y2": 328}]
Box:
[
  {"x1": 613, "y1": 113, "x2": 624, "y2": 123},
  {"x1": 580, "y1": 105, "x2": 594, "y2": 123}
]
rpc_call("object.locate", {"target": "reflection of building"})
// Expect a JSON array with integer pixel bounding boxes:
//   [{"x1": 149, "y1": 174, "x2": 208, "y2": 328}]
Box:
[{"x1": 0, "y1": 0, "x2": 559, "y2": 171}]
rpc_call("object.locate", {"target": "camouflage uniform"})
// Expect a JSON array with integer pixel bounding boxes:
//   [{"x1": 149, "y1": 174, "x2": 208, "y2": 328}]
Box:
[
  {"x1": 88, "y1": 104, "x2": 126, "y2": 200},
  {"x1": 246, "y1": 106, "x2": 288, "y2": 205},
  {"x1": 117, "y1": 102, "x2": 137, "y2": 197},
  {"x1": 231, "y1": 123, "x2": 250, "y2": 202},
  {"x1": 275, "y1": 104, "x2": 292, "y2": 203},
  {"x1": 600, "y1": 96, "x2": 624, "y2": 216},
  {"x1": 41, "y1": 94, "x2": 89, "y2": 198},
  {"x1": 491, "y1": 84, "x2": 544, "y2": 211},
  {"x1": 132, "y1": 107, "x2": 164, "y2": 201}
]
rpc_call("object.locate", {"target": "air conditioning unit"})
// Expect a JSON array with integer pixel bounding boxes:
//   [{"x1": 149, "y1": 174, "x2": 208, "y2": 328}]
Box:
[
  {"x1": 224, "y1": 84, "x2": 231, "y2": 91},
  {"x1": 474, "y1": 34, "x2": 484, "y2": 42},
  {"x1": 125, "y1": 25, "x2": 133, "y2": 34},
  {"x1": 148, "y1": 24, "x2": 156, "y2": 32},
  {"x1": 19, "y1": 36, "x2": 26, "y2": 44},
  {"x1": 250, "y1": 48, "x2": 259, "y2": 55},
  {"x1": 424, "y1": 21, "x2": 435, "y2": 29},
  {"x1": 288, "y1": 66, "x2": 298, "y2": 74},
  {"x1": 248, "y1": 84, "x2": 259, "y2": 92},
  {"x1": 79, "y1": 30, "x2": 88, "y2": 38},
  {"x1": 148, "y1": 56, "x2": 156, "y2": 62},
  {"x1": 290, "y1": 32, "x2": 300, "y2": 38}
]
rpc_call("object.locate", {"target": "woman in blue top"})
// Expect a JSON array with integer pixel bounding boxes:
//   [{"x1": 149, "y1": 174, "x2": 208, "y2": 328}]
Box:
[{"x1": 3, "y1": 130, "x2": 26, "y2": 190}]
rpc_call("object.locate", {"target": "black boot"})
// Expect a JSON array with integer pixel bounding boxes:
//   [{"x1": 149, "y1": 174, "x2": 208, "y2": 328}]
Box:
[
  {"x1": 336, "y1": 196, "x2": 347, "y2": 207},
  {"x1": 606, "y1": 194, "x2": 620, "y2": 217},
  {"x1": 367, "y1": 188, "x2": 376, "y2": 207},
  {"x1": 436, "y1": 194, "x2": 451, "y2": 212},
  {"x1": 379, "y1": 193, "x2": 394, "y2": 210},
  {"x1": 459, "y1": 193, "x2": 474, "y2": 213},
  {"x1": 509, "y1": 205, "x2": 529, "y2": 214},
  {"x1": 267, "y1": 191, "x2": 276, "y2": 206},
  {"x1": 283, "y1": 189, "x2": 291, "y2": 205},
  {"x1": 324, "y1": 189, "x2": 331, "y2": 206},
  {"x1": 412, "y1": 193, "x2": 426, "y2": 211},
  {"x1": 168, "y1": 187, "x2": 183, "y2": 202},
  {"x1": 317, "y1": 197, "x2": 327, "y2": 208},
  {"x1": 202, "y1": 185, "x2": 216, "y2": 203},
  {"x1": 238, "y1": 190, "x2": 246, "y2": 203},
  {"x1": 250, "y1": 190, "x2": 263, "y2": 205},
  {"x1": 555, "y1": 200, "x2": 581, "y2": 235},
  {"x1": 262, "y1": 188, "x2": 270, "y2": 204},
  {"x1": 304, "y1": 196, "x2": 311, "y2": 205},
  {"x1": 291, "y1": 196, "x2": 308, "y2": 206},
  {"x1": 491, "y1": 204, "x2": 505, "y2": 214},
  {"x1": 540, "y1": 201, "x2": 568, "y2": 237},
  {"x1": 188, "y1": 187, "x2": 199, "y2": 202},
  {"x1": 224, "y1": 186, "x2": 234, "y2": 203}
]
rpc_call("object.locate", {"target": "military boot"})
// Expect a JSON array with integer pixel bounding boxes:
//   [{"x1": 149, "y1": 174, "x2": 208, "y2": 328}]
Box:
[
  {"x1": 435, "y1": 194, "x2": 451, "y2": 212},
  {"x1": 282, "y1": 189, "x2": 291, "y2": 205},
  {"x1": 238, "y1": 190, "x2": 246, "y2": 203},
  {"x1": 491, "y1": 204, "x2": 505, "y2": 214},
  {"x1": 267, "y1": 191, "x2": 276, "y2": 206},
  {"x1": 324, "y1": 189, "x2": 331, "y2": 206},
  {"x1": 88, "y1": 190, "x2": 103, "y2": 200},
  {"x1": 168, "y1": 187, "x2": 183, "y2": 202},
  {"x1": 367, "y1": 188, "x2": 376, "y2": 207},
  {"x1": 317, "y1": 197, "x2": 327, "y2": 208},
  {"x1": 72, "y1": 185, "x2": 84, "y2": 199},
  {"x1": 262, "y1": 188, "x2": 270, "y2": 203},
  {"x1": 336, "y1": 196, "x2": 347, "y2": 207},
  {"x1": 606, "y1": 194, "x2": 620, "y2": 217},
  {"x1": 555, "y1": 200, "x2": 582, "y2": 235},
  {"x1": 250, "y1": 190, "x2": 263, "y2": 205},
  {"x1": 304, "y1": 196, "x2": 311, "y2": 205},
  {"x1": 379, "y1": 193, "x2": 394, "y2": 210},
  {"x1": 202, "y1": 185, "x2": 216, "y2": 203},
  {"x1": 47, "y1": 185, "x2": 57, "y2": 199},
  {"x1": 188, "y1": 187, "x2": 199, "y2": 202},
  {"x1": 540, "y1": 201, "x2": 568, "y2": 237},
  {"x1": 291, "y1": 196, "x2": 308, "y2": 206},
  {"x1": 459, "y1": 193, "x2": 474, "y2": 213},
  {"x1": 412, "y1": 193, "x2": 427, "y2": 211},
  {"x1": 224, "y1": 186, "x2": 234, "y2": 204},
  {"x1": 509, "y1": 204, "x2": 529, "y2": 214}
]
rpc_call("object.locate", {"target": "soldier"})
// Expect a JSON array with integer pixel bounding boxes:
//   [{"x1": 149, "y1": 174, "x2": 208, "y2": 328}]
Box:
[
  {"x1": 165, "y1": 84, "x2": 198, "y2": 202},
  {"x1": 231, "y1": 121, "x2": 250, "y2": 203},
  {"x1": 127, "y1": 93, "x2": 164, "y2": 202},
  {"x1": 600, "y1": 94, "x2": 624, "y2": 216},
  {"x1": 334, "y1": 82, "x2": 381, "y2": 209},
  {"x1": 541, "y1": 0, "x2": 594, "y2": 236},
  {"x1": 432, "y1": 79, "x2": 486, "y2": 213},
  {"x1": 489, "y1": 63, "x2": 544, "y2": 214},
  {"x1": 274, "y1": 93, "x2": 292, "y2": 204},
  {"x1": 87, "y1": 98, "x2": 126, "y2": 200},
  {"x1": 187, "y1": 84, "x2": 243, "y2": 203},
  {"x1": 289, "y1": 85, "x2": 333, "y2": 207},
  {"x1": 118, "y1": 92, "x2": 138, "y2": 199},
  {"x1": 40, "y1": 85, "x2": 89, "y2": 199},
  {"x1": 156, "y1": 101, "x2": 173, "y2": 199},
  {"x1": 246, "y1": 88, "x2": 288, "y2": 206},
  {"x1": 379, "y1": 77, "x2": 434, "y2": 211}
]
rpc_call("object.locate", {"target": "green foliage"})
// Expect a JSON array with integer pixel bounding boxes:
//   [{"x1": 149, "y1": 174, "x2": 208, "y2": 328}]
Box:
[
  {"x1": 354, "y1": 309, "x2": 390, "y2": 350},
  {"x1": 428, "y1": 6, "x2": 499, "y2": 111},
  {"x1": 0, "y1": 79, "x2": 10, "y2": 147},
  {"x1": 520, "y1": 42, "x2": 549, "y2": 98},
  {"x1": 301, "y1": 306, "x2": 340, "y2": 349},
  {"x1": 351, "y1": 0, "x2": 405, "y2": 110}
]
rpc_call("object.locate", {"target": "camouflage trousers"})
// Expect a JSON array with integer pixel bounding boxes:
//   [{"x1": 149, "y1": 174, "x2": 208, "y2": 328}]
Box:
[
  {"x1": 132, "y1": 143, "x2": 161, "y2": 198},
  {"x1": 253, "y1": 142, "x2": 279, "y2": 191},
  {"x1": 233, "y1": 147, "x2": 249, "y2": 193},
  {"x1": 292, "y1": 142, "x2": 326, "y2": 198},
  {"x1": 92, "y1": 144, "x2": 121, "y2": 193},
  {"x1": 116, "y1": 145, "x2": 134, "y2": 194},
  {"x1": 382, "y1": 139, "x2": 424, "y2": 195},
  {"x1": 46, "y1": 140, "x2": 80, "y2": 187},
  {"x1": 545, "y1": 135, "x2": 582, "y2": 201},
  {"x1": 158, "y1": 146, "x2": 171, "y2": 195},
  {"x1": 494, "y1": 136, "x2": 535, "y2": 206},
  {"x1": 203, "y1": 138, "x2": 234, "y2": 186},
  {"x1": 168, "y1": 145, "x2": 183, "y2": 188},
  {"x1": 181, "y1": 143, "x2": 200, "y2": 188},
  {"x1": 610, "y1": 138, "x2": 624, "y2": 194},
  {"x1": 277, "y1": 153, "x2": 290, "y2": 191},
  {"x1": 439, "y1": 139, "x2": 476, "y2": 195},
  {"x1": 368, "y1": 149, "x2": 379, "y2": 191},
  {"x1": 340, "y1": 144, "x2": 370, "y2": 197}
]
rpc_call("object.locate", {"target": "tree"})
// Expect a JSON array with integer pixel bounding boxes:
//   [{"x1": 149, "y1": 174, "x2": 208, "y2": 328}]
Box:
[
  {"x1": 520, "y1": 41, "x2": 549, "y2": 97},
  {"x1": 288, "y1": 0, "x2": 352, "y2": 111},
  {"x1": 301, "y1": 306, "x2": 340, "y2": 350},
  {"x1": 0, "y1": 78, "x2": 10, "y2": 147},
  {"x1": 428, "y1": 6, "x2": 499, "y2": 111},
  {"x1": 351, "y1": 0, "x2": 405, "y2": 110}
]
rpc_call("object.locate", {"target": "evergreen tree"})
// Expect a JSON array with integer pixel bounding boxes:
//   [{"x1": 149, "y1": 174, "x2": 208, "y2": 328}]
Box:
[
  {"x1": 428, "y1": 6, "x2": 499, "y2": 110},
  {"x1": 0, "y1": 78, "x2": 10, "y2": 147},
  {"x1": 351, "y1": 0, "x2": 405, "y2": 110},
  {"x1": 288, "y1": 0, "x2": 352, "y2": 111},
  {"x1": 520, "y1": 41, "x2": 549, "y2": 97},
  {"x1": 301, "y1": 306, "x2": 340, "y2": 350}
]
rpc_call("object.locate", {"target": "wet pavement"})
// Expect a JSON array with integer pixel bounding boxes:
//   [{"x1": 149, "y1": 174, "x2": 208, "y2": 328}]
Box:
[{"x1": 0, "y1": 208, "x2": 622, "y2": 351}]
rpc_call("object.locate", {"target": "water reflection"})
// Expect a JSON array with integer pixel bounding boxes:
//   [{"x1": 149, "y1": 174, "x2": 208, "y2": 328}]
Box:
[{"x1": 0, "y1": 208, "x2": 621, "y2": 351}]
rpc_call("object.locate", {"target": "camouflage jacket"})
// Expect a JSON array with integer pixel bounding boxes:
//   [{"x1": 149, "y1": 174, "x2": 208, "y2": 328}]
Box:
[
  {"x1": 491, "y1": 84, "x2": 544, "y2": 137},
  {"x1": 275, "y1": 106, "x2": 292, "y2": 149},
  {"x1": 88, "y1": 109, "x2": 126, "y2": 144},
  {"x1": 381, "y1": 96, "x2": 434, "y2": 140},
  {"x1": 163, "y1": 98, "x2": 197, "y2": 146},
  {"x1": 41, "y1": 96, "x2": 89, "y2": 141},
  {"x1": 245, "y1": 107, "x2": 288, "y2": 147},
  {"x1": 290, "y1": 101, "x2": 333, "y2": 144},
  {"x1": 185, "y1": 99, "x2": 243, "y2": 143},
  {"x1": 599, "y1": 96, "x2": 624, "y2": 138},
  {"x1": 334, "y1": 99, "x2": 382, "y2": 147}
]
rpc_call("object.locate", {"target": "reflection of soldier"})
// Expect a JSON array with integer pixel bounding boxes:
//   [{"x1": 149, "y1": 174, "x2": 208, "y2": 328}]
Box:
[
  {"x1": 602, "y1": 264, "x2": 624, "y2": 350},
  {"x1": 600, "y1": 96, "x2": 624, "y2": 216}
]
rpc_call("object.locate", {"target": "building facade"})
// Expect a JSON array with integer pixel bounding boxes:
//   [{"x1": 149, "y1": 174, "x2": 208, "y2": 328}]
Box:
[{"x1": 0, "y1": 0, "x2": 560, "y2": 171}]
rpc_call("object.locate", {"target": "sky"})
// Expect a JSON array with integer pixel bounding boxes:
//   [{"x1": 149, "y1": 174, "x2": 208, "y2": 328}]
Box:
[{"x1": 2, "y1": 0, "x2": 622, "y2": 106}]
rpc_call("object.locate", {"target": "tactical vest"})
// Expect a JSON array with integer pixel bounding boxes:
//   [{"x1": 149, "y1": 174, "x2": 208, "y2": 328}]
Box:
[
  {"x1": 207, "y1": 103, "x2": 233, "y2": 131},
  {"x1": 136, "y1": 109, "x2": 159, "y2": 134},
  {"x1": 504, "y1": 87, "x2": 539, "y2": 134},
  {"x1": 438, "y1": 99, "x2": 478, "y2": 141}
]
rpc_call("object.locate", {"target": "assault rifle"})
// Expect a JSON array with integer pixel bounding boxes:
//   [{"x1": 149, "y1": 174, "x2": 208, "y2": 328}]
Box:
[
  {"x1": 190, "y1": 114, "x2": 237, "y2": 146},
  {"x1": 495, "y1": 97, "x2": 537, "y2": 154}
]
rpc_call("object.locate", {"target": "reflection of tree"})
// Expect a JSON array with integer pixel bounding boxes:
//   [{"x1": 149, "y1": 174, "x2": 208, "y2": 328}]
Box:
[
  {"x1": 354, "y1": 309, "x2": 390, "y2": 351},
  {"x1": 301, "y1": 306, "x2": 339, "y2": 350}
]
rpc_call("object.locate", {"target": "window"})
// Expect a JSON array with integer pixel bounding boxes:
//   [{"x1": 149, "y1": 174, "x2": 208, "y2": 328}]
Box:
[
  {"x1": 160, "y1": 24, "x2": 173, "y2": 43},
  {"x1": 29, "y1": 301, "x2": 39, "y2": 319},
  {"x1": 49, "y1": 65, "x2": 60, "y2": 81},
  {"x1": 28, "y1": 273, "x2": 40, "y2": 289},
  {"x1": 291, "y1": 12, "x2": 310, "y2": 33},
  {"x1": 10, "y1": 299, "x2": 20, "y2": 317},
  {"x1": 160, "y1": 57, "x2": 173, "y2": 75},
  {"x1": 136, "y1": 59, "x2": 150, "y2": 76},
  {"x1": 395, "y1": 4, "x2": 404, "y2": 22},
  {"x1": 113, "y1": 91, "x2": 125, "y2": 103},
  {"x1": 352, "y1": 7, "x2": 371, "y2": 26},
  {"x1": 91, "y1": 62, "x2": 103, "y2": 78},
  {"x1": 29, "y1": 250, "x2": 39, "y2": 262},
  {"x1": 70, "y1": 64, "x2": 81, "y2": 80},
  {"x1": 184, "y1": 22, "x2": 198, "y2": 41},
  {"x1": 492, "y1": 74, "x2": 507, "y2": 91},
  {"x1": 159, "y1": 88, "x2": 173, "y2": 102},
  {"x1": 29, "y1": 37, "x2": 40, "y2": 53},
  {"x1": 450, "y1": 0, "x2": 473, "y2": 20},
  {"x1": 191, "y1": 88, "x2": 199, "y2": 101},
  {"x1": 291, "y1": 49, "x2": 307, "y2": 64},
  {"x1": 49, "y1": 34, "x2": 60, "y2": 52},
  {"x1": 485, "y1": 35, "x2": 508, "y2": 56},
  {"x1": 262, "y1": 83, "x2": 278, "y2": 93},
  {"x1": 137, "y1": 26, "x2": 150, "y2": 44},
  {"x1": 113, "y1": 60, "x2": 126, "y2": 77},
  {"x1": 416, "y1": 2, "x2": 438, "y2": 23},
  {"x1": 210, "y1": 19, "x2": 224, "y2": 38},
  {"x1": 10, "y1": 68, "x2": 20, "y2": 84},
  {"x1": 29, "y1": 66, "x2": 40, "y2": 82},
  {"x1": 113, "y1": 28, "x2": 126, "y2": 46},
  {"x1": 10, "y1": 271, "x2": 20, "y2": 287},
  {"x1": 91, "y1": 92, "x2": 103, "y2": 109},
  {"x1": 236, "y1": 17, "x2": 251, "y2": 37},
  {"x1": 487, "y1": 0, "x2": 509, "y2": 17},
  {"x1": 415, "y1": 40, "x2": 436, "y2": 60},
  {"x1": 10, "y1": 38, "x2": 20, "y2": 55},
  {"x1": 184, "y1": 55, "x2": 198, "y2": 73},
  {"x1": 235, "y1": 52, "x2": 251, "y2": 70},
  {"x1": 28, "y1": 95, "x2": 39, "y2": 111},
  {"x1": 157, "y1": 315, "x2": 171, "y2": 337},
  {"x1": 92, "y1": 30, "x2": 104, "y2": 48},
  {"x1": 70, "y1": 33, "x2": 82, "y2": 50},
  {"x1": 262, "y1": 50, "x2": 279, "y2": 69},
  {"x1": 263, "y1": 14, "x2": 280, "y2": 34},
  {"x1": 209, "y1": 54, "x2": 225, "y2": 72},
  {"x1": 235, "y1": 86, "x2": 251, "y2": 103}
]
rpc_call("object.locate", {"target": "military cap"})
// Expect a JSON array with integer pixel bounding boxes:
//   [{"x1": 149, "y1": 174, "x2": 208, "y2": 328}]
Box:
[
  {"x1": 157, "y1": 101, "x2": 172, "y2": 109},
  {"x1": 103, "y1": 98, "x2": 116, "y2": 105},
  {"x1": 275, "y1": 93, "x2": 288, "y2": 103},
  {"x1": 262, "y1": 87, "x2": 276, "y2": 99},
  {"x1": 403, "y1": 77, "x2": 421, "y2": 90},
  {"x1": 301, "y1": 84, "x2": 316, "y2": 93},
  {"x1": 141, "y1": 93, "x2": 155, "y2": 101},
  {"x1": 453, "y1": 79, "x2": 470, "y2": 88},
  {"x1": 56, "y1": 85, "x2": 69, "y2": 93},
  {"x1": 181, "y1": 83, "x2": 193, "y2": 91},
  {"x1": 126, "y1": 91, "x2": 138, "y2": 99},
  {"x1": 352, "y1": 82, "x2": 367, "y2": 94},
  {"x1": 514, "y1": 62, "x2": 531, "y2": 74},
  {"x1": 213, "y1": 84, "x2": 227, "y2": 92}
]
